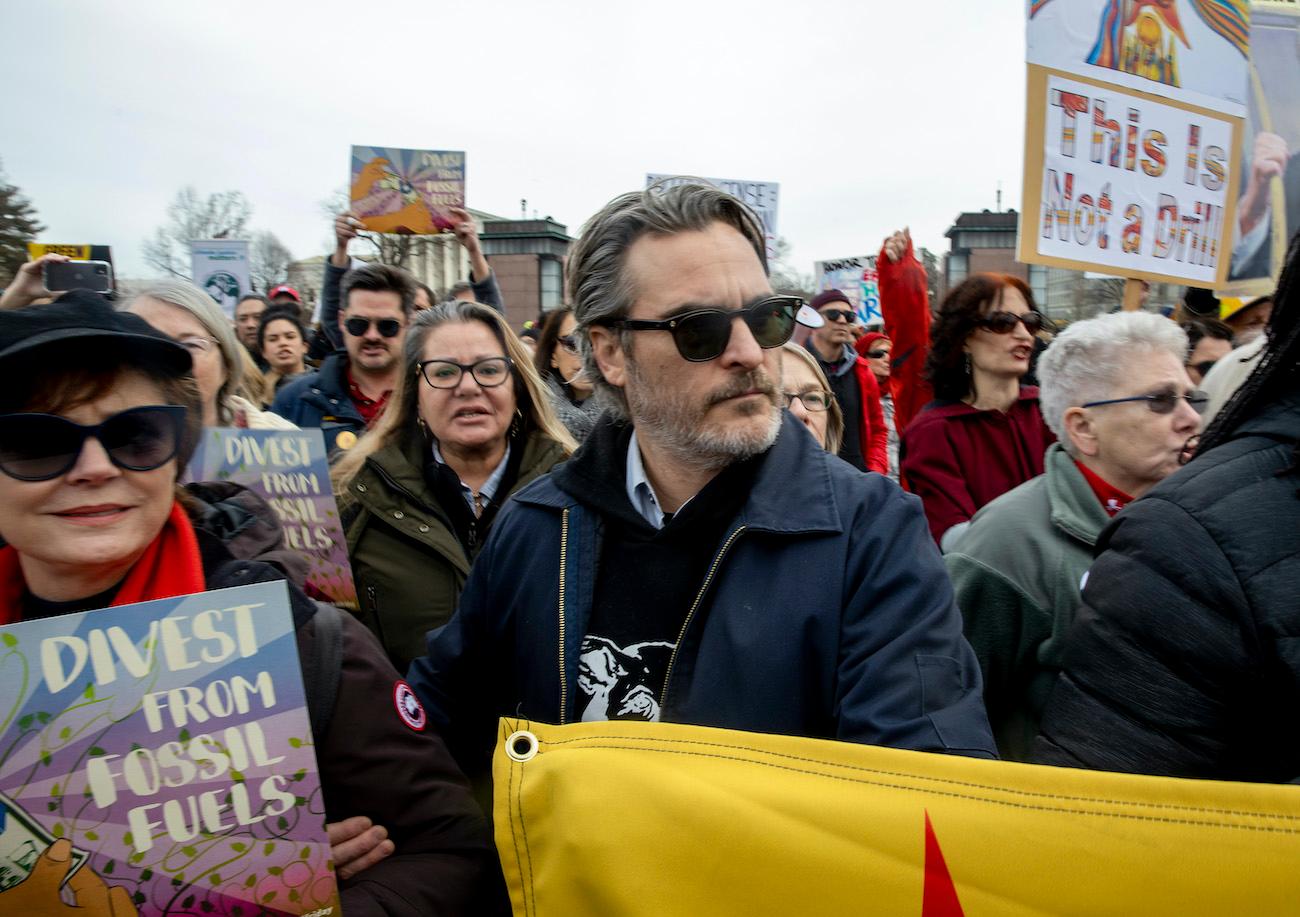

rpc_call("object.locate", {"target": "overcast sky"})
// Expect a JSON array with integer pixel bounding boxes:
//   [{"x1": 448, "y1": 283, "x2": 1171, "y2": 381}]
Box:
[{"x1": 4, "y1": 0, "x2": 1027, "y2": 282}]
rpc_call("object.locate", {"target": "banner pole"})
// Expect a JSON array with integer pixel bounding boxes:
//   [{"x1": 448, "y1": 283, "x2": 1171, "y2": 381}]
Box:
[{"x1": 1122, "y1": 278, "x2": 1144, "y2": 311}]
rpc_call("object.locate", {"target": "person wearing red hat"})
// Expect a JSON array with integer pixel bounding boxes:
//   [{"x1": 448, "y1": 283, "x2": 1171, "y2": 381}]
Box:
[
  {"x1": 268, "y1": 283, "x2": 302, "y2": 305},
  {"x1": 804, "y1": 289, "x2": 888, "y2": 474},
  {"x1": 855, "y1": 330, "x2": 899, "y2": 479}
]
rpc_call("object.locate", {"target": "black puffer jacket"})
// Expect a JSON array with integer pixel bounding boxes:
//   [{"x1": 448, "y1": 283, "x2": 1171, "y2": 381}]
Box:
[{"x1": 1033, "y1": 389, "x2": 1300, "y2": 782}]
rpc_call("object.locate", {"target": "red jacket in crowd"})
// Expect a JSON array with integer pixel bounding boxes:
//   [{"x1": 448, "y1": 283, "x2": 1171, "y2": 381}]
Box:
[
  {"x1": 875, "y1": 235, "x2": 934, "y2": 435},
  {"x1": 848, "y1": 353, "x2": 890, "y2": 475},
  {"x1": 900, "y1": 389, "x2": 1056, "y2": 544}
]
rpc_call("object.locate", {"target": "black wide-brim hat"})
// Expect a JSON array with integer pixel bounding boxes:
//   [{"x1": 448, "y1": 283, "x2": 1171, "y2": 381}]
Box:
[{"x1": 0, "y1": 290, "x2": 192, "y2": 375}]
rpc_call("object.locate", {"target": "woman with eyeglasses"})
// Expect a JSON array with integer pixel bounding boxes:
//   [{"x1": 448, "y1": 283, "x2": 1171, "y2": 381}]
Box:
[
  {"x1": 944, "y1": 311, "x2": 1203, "y2": 760},
  {"x1": 779, "y1": 342, "x2": 844, "y2": 453},
  {"x1": 332, "y1": 300, "x2": 575, "y2": 673},
  {"x1": 900, "y1": 273, "x2": 1056, "y2": 551},
  {"x1": 127, "y1": 281, "x2": 297, "y2": 430},
  {"x1": 533, "y1": 305, "x2": 602, "y2": 441},
  {"x1": 0, "y1": 294, "x2": 498, "y2": 913}
]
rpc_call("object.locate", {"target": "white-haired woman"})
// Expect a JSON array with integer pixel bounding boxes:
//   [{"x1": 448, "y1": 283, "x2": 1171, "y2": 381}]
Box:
[
  {"x1": 333, "y1": 300, "x2": 575, "y2": 672},
  {"x1": 944, "y1": 311, "x2": 1204, "y2": 760},
  {"x1": 127, "y1": 281, "x2": 295, "y2": 429}
]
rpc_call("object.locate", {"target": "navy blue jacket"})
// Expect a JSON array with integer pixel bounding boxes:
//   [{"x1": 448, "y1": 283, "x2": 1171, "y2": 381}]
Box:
[
  {"x1": 407, "y1": 413, "x2": 996, "y2": 776},
  {"x1": 270, "y1": 352, "x2": 366, "y2": 454}
]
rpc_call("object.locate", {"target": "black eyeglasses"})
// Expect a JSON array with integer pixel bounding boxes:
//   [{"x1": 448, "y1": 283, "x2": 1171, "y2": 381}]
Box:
[
  {"x1": 1081, "y1": 390, "x2": 1209, "y2": 415},
  {"x1": 557, "y1": 334, "x2": 580, "y2": 355},
  {"x1": 977, "y1": 311, "x2": 1048, "y2": 335},
  {"x1": 344, "y1": 317, "x2": 403, "y2": 338},
  {"x1": 0, "y1": 405, "x2": 186, "y2": 482},
  {"x1": 783, "y1": 391, "x2": 831, "y2": 412},
  {"x1": 614, "y1": 295, "x2": 800, "y2": 363},
  {"x1": 1188, "y1": 359, "x2": 1218, "y2": 379},
  {"x1": 821, "y1": 309, "x2": 856, "y2": 324},
  {"x1": 418, "y1": 357, "x2": 514, "y2": 389}
]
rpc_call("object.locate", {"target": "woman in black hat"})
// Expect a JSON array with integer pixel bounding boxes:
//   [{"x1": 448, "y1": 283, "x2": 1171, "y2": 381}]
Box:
[{"x1": 0, "y1": 293, "x2": 499, "y2": 913}]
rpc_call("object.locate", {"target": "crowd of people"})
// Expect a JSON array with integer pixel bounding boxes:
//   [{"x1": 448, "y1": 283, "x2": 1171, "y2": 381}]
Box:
[{"x1": 0, "y1": 179, "x2": 1297, "y2": 913}]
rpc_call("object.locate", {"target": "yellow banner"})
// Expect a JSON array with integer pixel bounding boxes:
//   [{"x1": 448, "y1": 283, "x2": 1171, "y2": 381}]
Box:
[
  {"x1": 26, "y1": 243, "x2": 91, "y2": 260},
  {"x1": 494, "y1": 718, "x2": 1300, "y2": 915}
]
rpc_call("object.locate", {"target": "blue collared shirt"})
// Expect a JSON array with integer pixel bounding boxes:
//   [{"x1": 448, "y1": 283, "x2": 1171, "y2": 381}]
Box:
[
  {"x1": 626, "y1": 431, "x2": 698, "y2": 529},
  {"x1": 431, "y1": 441, "x2": 512, "y2": 516}
]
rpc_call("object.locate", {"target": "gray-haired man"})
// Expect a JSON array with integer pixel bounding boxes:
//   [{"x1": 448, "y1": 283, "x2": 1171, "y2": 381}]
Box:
[{"x1": 406, "y1": 183, "x2": 995, "y2": 779}]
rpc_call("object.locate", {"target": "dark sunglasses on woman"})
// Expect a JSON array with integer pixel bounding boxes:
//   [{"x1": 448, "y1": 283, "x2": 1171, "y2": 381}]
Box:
[
  {"x1": 0, "y1": 405, "x2": 186, "y2": 481},
  {"x1": 1082, "y1": 389, "x2": 1209, "y2": 415},
  {"x1": 557, "y1": 334, "x2": 580, "y2": 355},
  {"x1": 977, "y1": 311, "x2": 1049, "y2": 335},
  {"x1": 613, "y1": 295, "x2": 801, "y2": 363},
  {"x1": 344, "y1": 316, "x2": 403, "y2": 338}
]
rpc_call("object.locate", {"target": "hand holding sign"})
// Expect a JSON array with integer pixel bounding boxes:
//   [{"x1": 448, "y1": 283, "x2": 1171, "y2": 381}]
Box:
[{"x1": 0, "y1": 839, "x2": 136, "y2": 916}]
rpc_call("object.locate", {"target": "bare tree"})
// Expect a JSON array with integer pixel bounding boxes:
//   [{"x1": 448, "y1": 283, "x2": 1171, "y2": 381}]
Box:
[
  {"x1": 249, "y1": 230, "x2": 293, "y2": 291},
  {"x1": 768, "y1": 236, "x2": 815, "y2": 299},
  {"x1": 143, "y1": 186, "x2": 252, "y2": 278}
]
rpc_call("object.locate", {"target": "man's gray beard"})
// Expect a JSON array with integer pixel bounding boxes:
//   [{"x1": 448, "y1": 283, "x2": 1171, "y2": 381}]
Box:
[{"x1": 625, "y1": 357, "x2": 783, "y2": 473}]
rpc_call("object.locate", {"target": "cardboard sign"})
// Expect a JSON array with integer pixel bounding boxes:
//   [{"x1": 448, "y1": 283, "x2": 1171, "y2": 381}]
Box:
[
  {"x1": 190, "y1": 241, "x2": 251, "y2": 319},
  {"x1": 188, "y1": 429, "x2": 357, "y2": 611},
  {"x1": 0, "y1": 582, "x2": 340, "y2": 916},
  {"x1": 814, "y1": 255, "x2": 881, "y2": 325},
  {"x1": 1020, "y1": 68, "x2": 1243, "y2": 285},
  {"x1": 350, "y1": 146, "x2": 465, "y2": 235},
  {"x1": 646, "y1": 174, "x2": 780, "y2": 264}
]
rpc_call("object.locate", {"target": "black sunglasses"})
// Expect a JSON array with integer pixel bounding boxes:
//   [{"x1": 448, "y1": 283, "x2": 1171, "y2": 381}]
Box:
[
  {"x1": 977, "y1": 311, "x2": 1048, "y2": 335},
  {"x1": 0, "y1": 405, "x2": 186, "y2": 482},
  {"x1": 344, "y1": 316, "x2": 403, "y2": 338},
  {"x1": 1081, "y1": 390, "x2": 1209, "y2": 415},
  {"x1": 614, "y1": 295, "x2": 801, "y2": 363},
  {"x1": 865, "y1": 349, "x2": 890, "y2": 359},
  {"x1": 821, "y1": 309, "x2": 857, "y2": 324},
  {"x1": 1189, "y1": 359, "x2": 1218, "y2": 379},
  {"x1": 557, "y1": 333, "x2": 580, "y2": 355}
]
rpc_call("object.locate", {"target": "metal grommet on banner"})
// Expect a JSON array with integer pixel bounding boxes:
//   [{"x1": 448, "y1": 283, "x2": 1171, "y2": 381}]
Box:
[{"x1": 505, "y1": 730, "x2": 539, "y2": 762}]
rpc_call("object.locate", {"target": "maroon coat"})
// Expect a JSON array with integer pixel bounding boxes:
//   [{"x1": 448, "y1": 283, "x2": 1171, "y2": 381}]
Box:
[{"x1": 900, "y1": 389, "x2": 1056, "y2": 544}]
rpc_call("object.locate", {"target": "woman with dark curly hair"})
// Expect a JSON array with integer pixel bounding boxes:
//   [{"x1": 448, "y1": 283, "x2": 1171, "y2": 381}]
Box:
[{"x1": 900, "y1": 273, "x2": 1055, "y2": 550}]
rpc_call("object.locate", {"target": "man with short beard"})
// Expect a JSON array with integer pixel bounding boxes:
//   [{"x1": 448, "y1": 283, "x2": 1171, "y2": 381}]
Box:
[
  {"x1": 407, "y1": 183, "x2": 995, "y2": 780},
  {"x1": 272, "y1": 264, "x2": 413, "y2": 454}
]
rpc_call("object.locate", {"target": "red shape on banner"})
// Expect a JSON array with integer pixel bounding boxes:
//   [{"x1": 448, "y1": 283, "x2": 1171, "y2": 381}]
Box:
[{"x1": 923, "y1": 810, "x2": 965, "y2": 917}]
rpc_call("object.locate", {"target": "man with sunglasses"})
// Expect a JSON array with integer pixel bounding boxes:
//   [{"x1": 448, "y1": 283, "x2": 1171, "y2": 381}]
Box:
[
  {"x1": 407, "y1": 183, "x2": 995, "y2": 782},
  {"x1": 804, "y1": 289, "x2": 888, "y2": 474},
  {"x1": 272, "y1": 264, "x2": 414, "y2": 454}
]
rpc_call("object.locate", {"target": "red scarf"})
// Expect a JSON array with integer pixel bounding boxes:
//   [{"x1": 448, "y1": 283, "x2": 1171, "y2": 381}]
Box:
[
  {"x1": 1074, "y1": 461, "x2": 1135, "y2": 517},
  {"x1": 0, "y1": 501, "x2": 207, "y2": 625}
]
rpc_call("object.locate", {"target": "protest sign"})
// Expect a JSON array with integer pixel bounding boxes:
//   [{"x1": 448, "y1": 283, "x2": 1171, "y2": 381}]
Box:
[
  {"x1": 351, "y1": 146, "x2": 465, "y2": 235},
  {"x1": 0, "y1": 581, "x2": 340, "y2": 916},
  {"x1": 190, "y1": 240, "x2": 251, "y2": 319},
  {"x1": 189, "y1": 428, "x2": 357, "y2": 610},
  {"x1": 495, "y1": 718, "x2": 1300, "y2": 915},
  {"x1": 646, "y1": 174, "x2": 780, "y2": 263},
  {"x1": 1225, "y1": 0, "x2": 1300, "y2": 290},
  {"x1": 1021, "y1": 1, "x2": 1250, "y2": 286},
  {"x1": 1027, "y1": 0, "x2": 1252, "y2": 117},
  {"x1": 814, "y1": 255, "x2": 881, "y2": 325}
]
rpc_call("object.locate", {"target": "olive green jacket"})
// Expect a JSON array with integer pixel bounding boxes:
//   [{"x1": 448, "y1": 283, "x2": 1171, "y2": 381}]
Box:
[
  {"x1": 343, "y1": 430, "x2": 568, "y2": 673},
  {"x1": 944, "y1": 443, "x2": 1111, "y2": 761}
]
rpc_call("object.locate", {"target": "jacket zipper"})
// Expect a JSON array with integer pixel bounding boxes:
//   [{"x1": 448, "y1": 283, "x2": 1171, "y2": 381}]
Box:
[
  {"x1": 366, "y1": 584, "x2": 388, "y2": 651},
  {"x1": 659, "y1": 524, "x2": 748, "y2": 710},
  {"x1": 557, "y1": 507, "x2": 570, "y2": 725}
]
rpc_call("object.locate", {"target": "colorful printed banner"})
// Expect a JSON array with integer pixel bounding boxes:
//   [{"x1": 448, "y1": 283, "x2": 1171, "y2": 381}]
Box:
[
  {"x1": 1027, "y1": 0, "x2": 1251, "y2": 117},
  {"x1": 646, "y1": 174, "x2": 780, "y2": 264},
  {"x1": 0, "y1": 582, "x2": 339, "y2": 916},
  {"x1": 190, "y1": 240, "x2": 251, "y2": 320},
  {"x1": 1020, "y1": 69, "x2": 1243, "y2": 285},
  {"x1": 494, "y1": 718, "x2": 1300, "y2": 915},
  {"x1": 814, "y1": 255, "x2": 881, "y2": 325},
  {"x1": 188, "y1": 428, "x2": 357, "y2": 611},
  {"x1": 350, "y1": 146, "x2": 466, "y2": 235}
]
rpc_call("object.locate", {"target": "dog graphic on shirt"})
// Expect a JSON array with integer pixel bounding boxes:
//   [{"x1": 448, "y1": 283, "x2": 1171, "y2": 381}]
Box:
[{"x1": 577, "y1": 636, "x2": 675, "y2": 722}]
